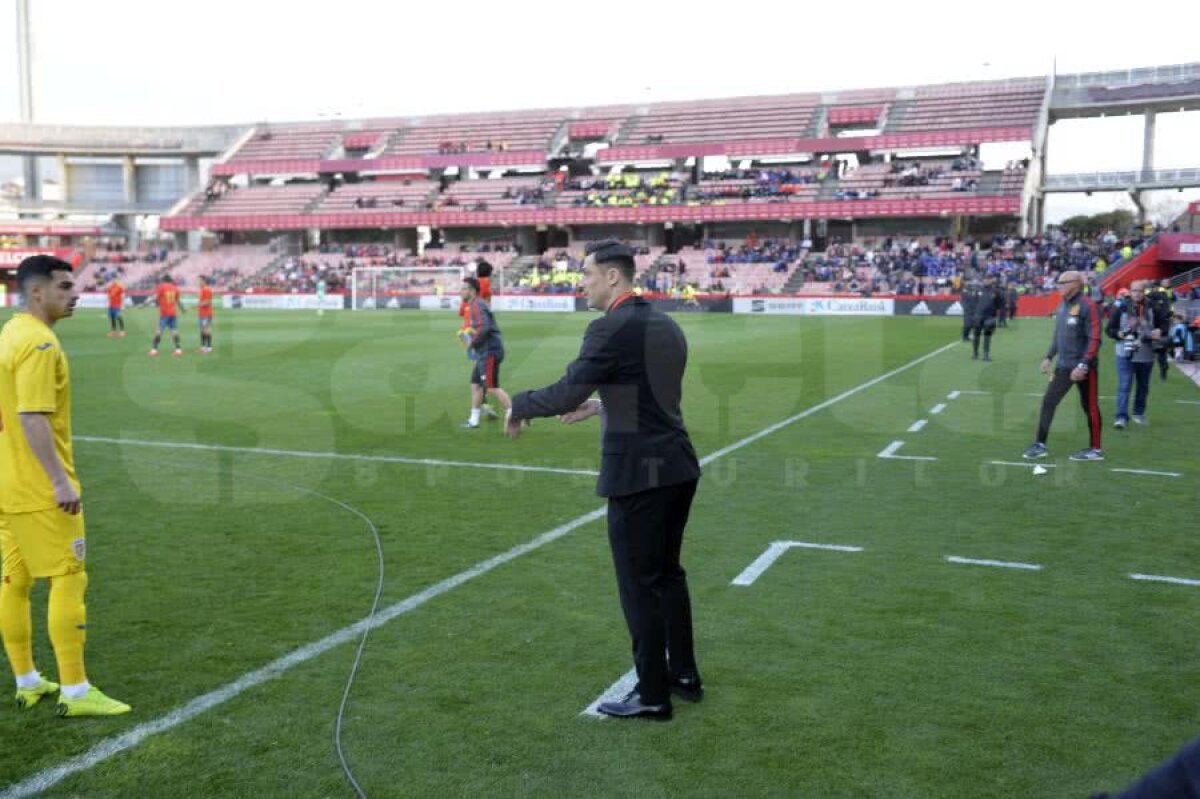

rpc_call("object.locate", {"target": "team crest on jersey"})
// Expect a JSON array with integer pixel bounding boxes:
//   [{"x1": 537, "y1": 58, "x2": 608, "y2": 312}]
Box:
[{"x1": 72, "y1": 538, "x2": 86, "y2": 562}]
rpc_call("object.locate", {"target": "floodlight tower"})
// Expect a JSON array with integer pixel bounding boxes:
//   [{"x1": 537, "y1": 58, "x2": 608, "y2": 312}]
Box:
[{"x1": 16, "y1": 0, "x2": 40, "y2": 200}]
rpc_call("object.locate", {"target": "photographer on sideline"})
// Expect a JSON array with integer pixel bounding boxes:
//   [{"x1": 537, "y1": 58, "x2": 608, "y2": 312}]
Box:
[{"x1": 1106, "y1": 280, "x2": 1162, "y2": 429}]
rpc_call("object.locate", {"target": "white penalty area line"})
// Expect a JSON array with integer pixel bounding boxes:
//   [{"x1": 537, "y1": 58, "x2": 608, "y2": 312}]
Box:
[
  {"x1": 75, "y1": 435, "x2": 599, "y2": 478},
  {"x1": 14, "y1": 340, "x2": 960, "y2": 793},
  {"x1": 945, "y1": 555, "x2": 1043, "y2": 571},
  {"x1": 1129, "y1": 573, "x2": 1200, "y2": 587},
  {"x1": 907, "y1": 419, "x2": 928, "y2": 433},
  {"x1": 929, "y1": 403, "x2": 947, "y2": 415},
  {"x1": 878, "y1": 440, "x2": 937, "y2": 462},
  {"x1": 730, "y1": 541, "x2": 865, "y2": 587}
]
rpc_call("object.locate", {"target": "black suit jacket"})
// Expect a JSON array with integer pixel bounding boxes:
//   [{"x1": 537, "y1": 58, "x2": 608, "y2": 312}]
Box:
[{"x1": 510, "y1": 295, "x2": 701, "y2": 498}]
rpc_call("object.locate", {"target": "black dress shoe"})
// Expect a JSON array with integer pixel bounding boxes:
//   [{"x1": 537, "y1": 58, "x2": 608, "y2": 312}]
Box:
[
  {"x1": 670, "y1": 676, "x2": 704, "y2": 703},
  {"x1": 596, "y1": 691, "x2": 672, "y2": 720}
]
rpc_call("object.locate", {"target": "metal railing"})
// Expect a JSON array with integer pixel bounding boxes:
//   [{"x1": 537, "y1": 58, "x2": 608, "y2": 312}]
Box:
[
  {"x1": 1054, "y1": 62, "x2": 1200, "y2": 89},
  {"x1": 1043, "y1": 168, "x2": 1200, "y2": 192}
]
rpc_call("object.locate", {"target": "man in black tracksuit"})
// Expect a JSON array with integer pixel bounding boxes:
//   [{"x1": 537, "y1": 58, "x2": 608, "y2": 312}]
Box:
[
  {"x1": 1006, "y1": 285, "x2": 1019, "y2": 324},
  {"x1": 961, "y1": 281, "x2": 980, "y2": 343},
  {"x1": 970, "y1": 277, "x2": 1004, "y2": 361},
  {"x1": 507, "y1": 239, "x2": 703, "y2": 721},
  {"x1": 1023, "y1": 270, "x2": 1104, "y2": 462}
]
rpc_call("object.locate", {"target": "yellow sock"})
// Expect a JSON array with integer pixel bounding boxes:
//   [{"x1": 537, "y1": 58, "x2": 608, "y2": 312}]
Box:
[
  {"x1": 48, "y1": 571, "x2": 88, "y2": 687},
  {"x1": 1, "y1": 567, "x2": 36, "y2": 678}
]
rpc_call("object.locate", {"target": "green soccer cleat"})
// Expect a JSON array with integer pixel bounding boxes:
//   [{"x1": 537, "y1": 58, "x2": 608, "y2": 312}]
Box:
[
  {"x1": 15, "y1": 679, "x2": 60, "y2": 709},
  {"x1": 56, "y1": 686, "x2": 131, "y2": 718}
]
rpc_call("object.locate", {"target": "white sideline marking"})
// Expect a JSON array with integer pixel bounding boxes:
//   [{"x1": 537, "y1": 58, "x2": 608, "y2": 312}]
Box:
[
  {"x1": 990, "y1": 460, "x2": 1057, "y2": 469},
  {"x1": 696, "y1": 342, "x2": 957, "y2": 467},
  {"x1": 907, "y1": 419, "x2": 928, "y2": 433},
  {"x1": 877, "y1": 440, "x2": 937, "y2": 462},
  {"x1": 929, "y1": 403, "x2": 947, "y2": 415},
  {"x1": 946, "y1": 390, "x2": 961, "y2": 400},
  {"x1": 76, "y1": 435, "x2": 598, "y2": 477},
  {"x1": 14, "y1": 340, "x2": 961, "y2": 791},
  {"x1": 1176, "y1": 400, "x2": 1200, "y2": 406},
  {"x1": 1111, "y1": 468, "x2": 1183, "y2": 478},
  {"x1": 1129, "y1": 573, "x2": 1200, "y2": 587},
  {"x1": 946, "y1": 556, "x2": 1043, "y2": 571},
  {"x1": 584, "y1": 341, "x2": 956, "y2": 717}
]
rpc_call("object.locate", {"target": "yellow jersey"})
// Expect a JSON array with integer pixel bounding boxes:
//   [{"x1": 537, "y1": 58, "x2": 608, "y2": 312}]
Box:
[{"x1": 0, "y1": 313, "x2": 78, "y2": 513}]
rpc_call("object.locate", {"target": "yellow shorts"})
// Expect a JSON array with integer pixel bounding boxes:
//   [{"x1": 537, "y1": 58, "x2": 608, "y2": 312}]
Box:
[{"x1": 0, "y1": 509, "x2": 87, "y2": 579}]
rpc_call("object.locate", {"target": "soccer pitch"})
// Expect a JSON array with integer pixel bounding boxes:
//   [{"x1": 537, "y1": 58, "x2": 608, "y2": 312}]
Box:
[{"x1": 0, "y1": 308, "x2": 1196, "y2": 798}]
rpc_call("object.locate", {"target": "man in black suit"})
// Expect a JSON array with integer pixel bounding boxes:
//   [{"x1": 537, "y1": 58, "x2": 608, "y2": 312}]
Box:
[{"x1": 505, "y1": 239, "x2": 703, "y2": 721}]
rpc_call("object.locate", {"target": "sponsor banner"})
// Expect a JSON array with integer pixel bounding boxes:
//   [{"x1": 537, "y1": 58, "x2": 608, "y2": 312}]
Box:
[
  {"x1": 894, "y1": 298, "x2": 965, "y2": 317},
  {"x1": 732, "y1": 297, "x2": 895, "y2": 316},
  {"x1": 356, "y1": 295, "x2": 420, "y2": 310},
  {"x1": 646, "y1": 297, "x2": 733, "y2": 313},
  {"x1": 77, "y1": 292, "x2": 114, "y2": 310},
  {"x1": 419, "y1": 294, "x2": 460, "y2": 311},
  {"x1": 0, "y1": 248, "x2": 77, "y2": 270},
  {"x1": 491, "y1": 294, "x2": 576, "y2": 313},
  {"x1": 222, "y1": 293, "x2": 343, "y2": 310}
]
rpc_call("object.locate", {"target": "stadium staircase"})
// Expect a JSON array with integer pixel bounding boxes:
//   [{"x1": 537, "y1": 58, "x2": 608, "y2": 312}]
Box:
[
  {"x1": 302, "y1": 187, "x2": 331, "y2": 214},
  {"x1": 1169, "y1": 264, "x2": 1200, "y2": 295},
  {"x1": 808, "y1": 106, "x2": 828, "y2": 138},
  {"x1": 882, "y1": 99, "x2": 913, "y2": 132},
  {"x1": 615, "y1": 115, "x2": 642, "y2": 145},
  {"x1": 1099, "y1": 237, "x2": 1168, "y2": 295},
  {"x1": 232, "y1": 252, "x2": 293, "y2": 292},
  {"x1": 502, "y1": 255, "x2": 540, "y2": 289},
  {"x1": 782, "y1": 266, "x2": 808, "y2": 294},
  {"x1": 976, "y1": 171, "x2": 1006, "y2": 195}
]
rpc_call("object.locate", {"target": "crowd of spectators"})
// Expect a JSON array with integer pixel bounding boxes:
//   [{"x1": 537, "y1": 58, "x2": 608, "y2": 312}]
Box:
[{"x1": 695, "y1": 168, "x2": 818, "y2": 204}]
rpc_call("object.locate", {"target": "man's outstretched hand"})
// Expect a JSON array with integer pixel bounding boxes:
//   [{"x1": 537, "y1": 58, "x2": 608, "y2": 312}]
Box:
[
  {"x1": 559, "y1": 399, "x2": 601, "y2": 425},
  {"x1": 505, "y1": 408, "x2": 526, "y2": 440}
]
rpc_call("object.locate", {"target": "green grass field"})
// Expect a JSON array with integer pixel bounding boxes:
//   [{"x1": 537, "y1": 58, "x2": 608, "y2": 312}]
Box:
[{"x1": 0, "y1": 306, "x2": 1196, "y2": 798}]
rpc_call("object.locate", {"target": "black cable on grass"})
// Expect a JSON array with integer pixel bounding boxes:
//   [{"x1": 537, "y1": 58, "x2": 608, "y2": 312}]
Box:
[{"x1": 85, "y1": 449, "x2": 384, "y2": 798}]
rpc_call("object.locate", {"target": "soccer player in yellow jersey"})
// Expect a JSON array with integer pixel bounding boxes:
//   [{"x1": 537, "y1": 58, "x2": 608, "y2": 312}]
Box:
[{"x1": 0, "y1": 255, "x2": 130, "y2": 717}]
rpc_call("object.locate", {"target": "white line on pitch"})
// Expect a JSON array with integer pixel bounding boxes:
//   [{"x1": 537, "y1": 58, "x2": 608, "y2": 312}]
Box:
[
  {"x1": 583, "y1": 341, "x2": 956, "y2": 718},
  {"x1": 946, "y1": 390, "x2": 961, "y2": 400},
  {"x1": 929, "y1": 403, "x2": 947, "y2": 415},
  {"x1": 1129, "y1": 573, "x2": 1200, "y2": 587},
  {"x1": 1176, "y1": 400, "x2": 1200, "y2": 405},
  {"x1": 958, "y1": 390, "x2": 992, "y2": 395},
  {"x1": 989, "y1": 460, "x2": 1057, "y2": 469},
  {"x1": 730, "y1": 541, "x2": 793, "y2": 586},
  {"x1": 585, "y1": 538, "x2": 867, "y2": 716},
  {"x1": 878, "y1": 440, "x2": 937, "y2": 461},
  {"x1": 946, "y1": 556, "x2": 1043, "y2": 571},
  {"x1": 907, "y1": 419, "x2": 928, "y2": 433},
  {"x1": 696, "y1": 341, "x2": 958, "y2": 467},
  {"x1": 76, "y1": 435, "x2": 599, "y2": 477},
  {"x1": 12, "y1": 341, "x2": 960, "y2": 794},
  {"x1": 581, "y1": 669, "x2": 639, "y2": 717},
  {"x1": 1111, "y1": 468, "x2": 1183, "y2": 478},
  {"x1": 730, "y1": 540, "x2": 865, "y2": 587}
]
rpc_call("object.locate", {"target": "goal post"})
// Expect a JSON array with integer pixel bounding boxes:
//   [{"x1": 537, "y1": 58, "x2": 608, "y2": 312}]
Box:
[{"x1": 350, "y1": 266, "x2": 466, "y2": 310}]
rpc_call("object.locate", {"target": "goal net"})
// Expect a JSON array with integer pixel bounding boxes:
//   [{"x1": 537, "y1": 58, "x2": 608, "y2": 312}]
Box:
[{"x1": 350, "y1": 266, "x2": 466, "y2": 310}]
